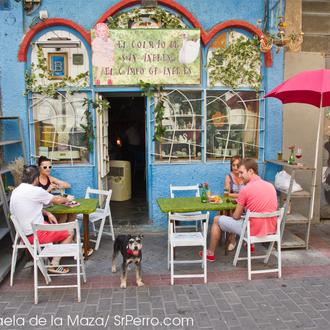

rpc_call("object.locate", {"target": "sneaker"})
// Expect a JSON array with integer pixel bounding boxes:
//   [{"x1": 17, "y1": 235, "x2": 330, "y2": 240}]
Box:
[{"x1": 198, "y1": 250, "x2": 215, "y2": 262}]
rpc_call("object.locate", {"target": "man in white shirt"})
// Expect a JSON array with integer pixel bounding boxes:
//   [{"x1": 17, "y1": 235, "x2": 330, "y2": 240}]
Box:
[{"x1": 10, "y1": 165, "x2": 74, "y2": 274}]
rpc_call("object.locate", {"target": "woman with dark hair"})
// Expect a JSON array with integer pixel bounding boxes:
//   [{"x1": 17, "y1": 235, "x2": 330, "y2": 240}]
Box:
[
  {"x1": 38, "y1": 156, "x2": 75, "y2": 223},
  {"x1": 224, "y1": 155, "x2": 244, "y2": 198},
  {"x1": 38, "y1": 156, "x2": 71, "y2": 193}
]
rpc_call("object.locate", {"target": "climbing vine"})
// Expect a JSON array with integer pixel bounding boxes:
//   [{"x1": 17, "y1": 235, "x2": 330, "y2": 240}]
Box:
[
  {"x1": 81, "y1": 99, "x2": 95, "y2": 152},
  {"x1": 24, "y1": 46, "x2": 89, "y2": 98},
  {"x1": 139, "y1": 80, "x2": 166, "y2": 142},
  {"x1": 207, "y1": 36, "x2": 262, "y2": 90},
  {"x1": 106, "y1": 7, "x2": 186, "y2": 29},
  {"x1": 80, "y1": 97, "x2": 111, "y2": 152}
]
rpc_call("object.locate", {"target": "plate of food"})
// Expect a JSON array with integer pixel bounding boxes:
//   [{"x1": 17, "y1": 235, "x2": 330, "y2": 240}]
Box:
[
  {"x1": 208, "y1": 195, "x2": 222, "y2": 203},
  {"x1": 64, "y1": 201, "x2": 80, "y2": 207}
]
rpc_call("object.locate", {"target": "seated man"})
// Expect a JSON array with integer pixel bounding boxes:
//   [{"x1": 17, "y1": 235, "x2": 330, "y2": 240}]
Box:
[
  {"x1": 10, "y1": 165, "x2": 74, "y2": 274},
  {"x1": 204, "y1": 158, "x2": 278, "y2": 262}
]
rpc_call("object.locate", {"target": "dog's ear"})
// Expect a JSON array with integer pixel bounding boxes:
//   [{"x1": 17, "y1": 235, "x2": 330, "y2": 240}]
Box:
[{"x1": 138, "y1": 234, "x2": 144, "y2": 239}]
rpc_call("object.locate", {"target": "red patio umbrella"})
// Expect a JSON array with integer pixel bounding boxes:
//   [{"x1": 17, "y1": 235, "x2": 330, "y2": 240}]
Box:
[
  {"x1": 266, "y1": 69, "x2": 330, "y2": 108},
  {"x1": 265, "y1": 69, "x2": 330, "y2": 220}
]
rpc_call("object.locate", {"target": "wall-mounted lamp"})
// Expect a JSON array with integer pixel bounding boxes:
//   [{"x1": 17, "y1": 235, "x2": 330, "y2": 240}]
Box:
[
  {"x1": 36, "y1": 38, "x2": 81, "y2": 50},
  {"x1": 39, "y1": 9, "x2": 48, "y2": 20},
  {"x1": 24, "y1": 0, "x2": 41, "y2": 13}
]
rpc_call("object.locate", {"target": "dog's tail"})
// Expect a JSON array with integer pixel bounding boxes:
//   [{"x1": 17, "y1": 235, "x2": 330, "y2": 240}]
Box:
[
  {"x1": 111, "y1": 238, "x2": 120, "y2": 272},
  {"x1": 112, "y1": 238, "x2": 120, "y2": 260}
]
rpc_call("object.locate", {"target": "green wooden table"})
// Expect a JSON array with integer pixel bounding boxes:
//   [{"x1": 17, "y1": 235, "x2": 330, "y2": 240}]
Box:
[
  {"x1": 157, "y1": 197, "x2": 237, "y2": 256},
  {"x1": 45, "y1": 198, "x2": 98, "y2": 259},
  {"x1": 157, "y1": 197, "x2": 236, "y2": 214}
]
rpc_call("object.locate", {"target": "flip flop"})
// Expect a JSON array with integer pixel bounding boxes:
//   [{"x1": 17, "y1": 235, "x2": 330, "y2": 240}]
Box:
[
  {"x1": 83, "y1": 248, "x2": 94, "y2": 257},
  {"x1": 228, "y1": 241, "x2": 237, "y2": 251},
  {"x1": 48, "y1": 266, "x2": 70, "y2": 274}
]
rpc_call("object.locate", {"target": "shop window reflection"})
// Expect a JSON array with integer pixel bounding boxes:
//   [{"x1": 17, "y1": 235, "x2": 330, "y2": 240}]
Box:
[{"x1": 32, "y1": 92, "x2": 90, "y2": 164}]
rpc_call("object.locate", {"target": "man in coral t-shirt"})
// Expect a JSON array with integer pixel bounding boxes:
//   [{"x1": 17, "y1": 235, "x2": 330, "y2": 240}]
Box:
[{"x1": 203, "y1": 158, "x2": 278, "y2": 262}]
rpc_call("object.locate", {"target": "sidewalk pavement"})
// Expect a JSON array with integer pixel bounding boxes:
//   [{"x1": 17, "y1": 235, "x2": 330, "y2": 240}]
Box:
[{"x1": 1, "y1": 222, "x2": 330, "y2": 329}]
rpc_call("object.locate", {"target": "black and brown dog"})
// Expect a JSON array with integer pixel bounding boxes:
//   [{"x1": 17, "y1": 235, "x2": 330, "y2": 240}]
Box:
[{"x1": 111, "y1": 234, "x2": 144, "y2": 288}]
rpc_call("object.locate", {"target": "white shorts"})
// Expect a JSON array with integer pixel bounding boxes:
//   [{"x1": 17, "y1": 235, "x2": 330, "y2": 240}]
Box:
[{"x1": 218, "y1": 215, "x2": 244, "y2": 235}]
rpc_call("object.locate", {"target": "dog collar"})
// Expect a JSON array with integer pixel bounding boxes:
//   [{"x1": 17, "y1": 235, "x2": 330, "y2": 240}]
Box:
[{"x1": 127, "y1": 249, "x2": 139, "y2": 256}]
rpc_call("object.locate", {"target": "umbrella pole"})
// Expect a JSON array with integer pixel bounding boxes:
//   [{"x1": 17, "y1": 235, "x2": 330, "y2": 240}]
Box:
[{"x1": 310, "y1": 97, "x2": 323, "y2": 223}]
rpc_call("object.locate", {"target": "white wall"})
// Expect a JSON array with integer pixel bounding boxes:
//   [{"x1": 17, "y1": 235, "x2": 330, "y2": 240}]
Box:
[{"x1": 283, "y1": 51, "x2": 325, "y2": 222}]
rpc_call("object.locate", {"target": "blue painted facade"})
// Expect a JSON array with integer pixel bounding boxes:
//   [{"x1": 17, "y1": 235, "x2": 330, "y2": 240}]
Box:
[{"x1": 0, "y1": 0, "x2": 284, "y2": 229}]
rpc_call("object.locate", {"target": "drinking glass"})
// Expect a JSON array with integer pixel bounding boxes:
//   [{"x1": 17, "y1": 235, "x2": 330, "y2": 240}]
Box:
[{"x1": 296, "y1": 147, "x2": 303, "y2": 166}]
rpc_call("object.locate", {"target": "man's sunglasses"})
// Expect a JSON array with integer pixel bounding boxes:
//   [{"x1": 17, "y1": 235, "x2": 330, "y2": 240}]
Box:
[{"x1": 42, "y1": 165, "x2": 52, "y2": 169}]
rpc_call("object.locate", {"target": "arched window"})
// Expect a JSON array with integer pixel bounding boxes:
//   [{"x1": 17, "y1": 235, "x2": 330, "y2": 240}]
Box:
[
  {"x1": 205, "y1": 30, "x2": 263, "y2": 161},
  {"x1": 28, "y1": 29, "x2": 91, "y2": 164}
]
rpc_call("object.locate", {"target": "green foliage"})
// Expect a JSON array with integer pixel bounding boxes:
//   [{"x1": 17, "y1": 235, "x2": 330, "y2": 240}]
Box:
[
  {"x1": 81, "y1": 98, "x2": 95, "y2": 152},
  {"x1": 92, "y1": 98, "x2": 110, "y2": 115},
  {"x1": 107, "y1": 7, "x2": 185, "y2": 29},
  {"x1": 24, "y1": 46, "x2": 89, "y2": 98},
  {"x1": 139, "y1": 80, "x2": 166, "y2": 142},
  {"x1": 207, "y1": 36, "x2": 262, "y2": 90}
]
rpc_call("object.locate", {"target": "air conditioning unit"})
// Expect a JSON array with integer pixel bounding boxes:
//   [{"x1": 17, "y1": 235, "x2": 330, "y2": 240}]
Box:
[{"x1": 109, "y1": 160, "x2": 131, "y2": 201}]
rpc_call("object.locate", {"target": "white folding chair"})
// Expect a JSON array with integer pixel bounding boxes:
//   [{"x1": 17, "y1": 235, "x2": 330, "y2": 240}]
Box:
[
  {"x1": 77, "y1": 187, "x2": 114, "y2": 250},
  {"x1": 233, "y1": 208, "x2": 284, "y2": 280},
  {"x1": 32, "y1": 220, "x2": 86, "y2": 304},
  {"x1": 10, "y1": 215, "x2": 51, "y2": 287},
  {"x1": 169, "y1": 184, "x2": 201, "y2": 231},
  {"x1": 168, "y1": 212, "x2": 209, "y2": 285}
]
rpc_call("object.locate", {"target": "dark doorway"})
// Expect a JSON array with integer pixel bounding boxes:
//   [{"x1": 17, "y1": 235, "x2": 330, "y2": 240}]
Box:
[{"x1": 107, "y1": 95, "x2": 149, "y2": 225}]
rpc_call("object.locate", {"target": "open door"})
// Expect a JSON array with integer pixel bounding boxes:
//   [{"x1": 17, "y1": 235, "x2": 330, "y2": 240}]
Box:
[{"x1": 96, "y1": 93, "x2": 110, "y2": 192}]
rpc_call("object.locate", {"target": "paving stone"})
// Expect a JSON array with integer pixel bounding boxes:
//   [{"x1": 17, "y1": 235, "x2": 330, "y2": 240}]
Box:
[
  {"x1": 138, "y1": 302, "x2": 152, "y2": 316},
  {"x1": 199, "y1": 293, "x2": 215, "y2": 306},
  {"x1": 196, "y1": 311, "x2": 212, "y2": 328},
  {"x1": 230, "y1": 304, "x2": 249, "y2": 318},
  {"x1": 188, "y1": 299, "x2": 205, "y2": 313},
  {"x1": 150, "y1": 295, "x2": 164, "y2": 309},
  {"x1": 183, "y1": 286, "x2": 200, "y2": 300},
  {"x1": 312, "y1": 317, "x2": 330, "y2": 329},
  {"x1": 209, "y1": 318, "x2": 228, "y2": 329},
  {"x1": 248, "y1": 309, "x2": 272, "y2": 325},
  {"x1": 110, "y1": 303, "x2": 124, "y2": 315},
  {"x1": 239, "y1": 296, "x2": 258, "y2": 310},
  {"x1": 274, "y1": 306, "x2": 296, "y2": 322},
  {"x1": 152, "y1": 308, "x2": 166, "y2": 319},
  {"x1": 221, "y1": 310, "x2": 240, "y2": 327},
  {"x1": 237, "y1": 316, "x2": 259, "y2": 329},
  {"x1": 299, "y1": 304, "x2": 322, "y2": 319},
  {"x1": 164, "y1": 301, "x2": 178, "y2": 315},
  {"x1": 305, "y1": 297, "x2": 329, "y2": 311},
  {"x1": 97, "y1": 298, "x2": 111, "y2": 311},
  {"x1": 149, "y1": 287, "x2": 161, "y2": 296},
  {"x1": 293, "y1": 312, "x2": 316, "y2": 328},
  {"x1": 162, "y1": 290, "x2": 175, "y2": 302}
]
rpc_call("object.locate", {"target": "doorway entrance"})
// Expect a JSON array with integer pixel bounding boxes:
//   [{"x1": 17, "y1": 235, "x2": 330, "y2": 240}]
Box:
[{"x1": 106, "y1": 94, "x2": 149, "y2": 225}]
